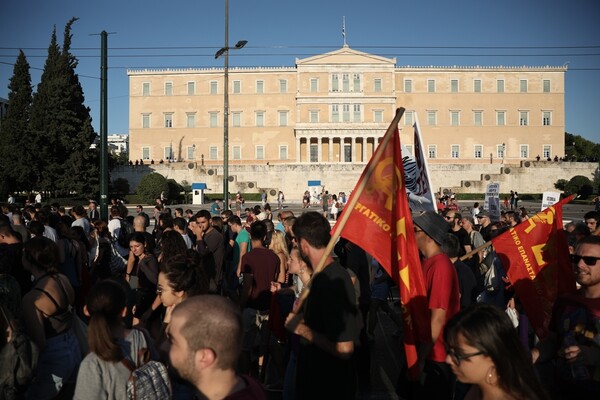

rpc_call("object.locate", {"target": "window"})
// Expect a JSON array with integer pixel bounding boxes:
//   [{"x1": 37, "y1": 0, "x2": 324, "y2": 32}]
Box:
[
  {"x1": 543, "y1": 79, "x2": 550, "y2": 93},
  {"x1": 233, "y1": 80, "x2": 241, "y2": 94},
  {"x1": 332, "y1": 74, "x2": 339, "y2": 92},
  {"x1": 342, "y1": 74, "x2": 350, "y2": 92},
  {"x1": 473, "y1": 111, "x2": 483, "y2": 126},
  {"x1": 232, "y1": 146, "x2": 241, "y2": 160},
  {"x1": 142, "y1": 147, "x2": 150, "y2": 160},
  {"x1": 279, "y1": 145, "x2": 288, "y2": 160},
  {"x1": 344, "y1": 144, "x2": 352, "y2": 162},
  {"x1": 474, "y1": 145, "x2": 483, "y2": 158},
  {"x1": 497, "y1": 79, "x2": 504, "y2": 93},
  {"x1": 353, "y1": 74, "x2": 361, "y2": 92},
  {"x1": 209, "y1": 112, "x2": 218, "y2": 128},
  {"x1": 427, "y1": 79, "x2": 436, "y2": 93},
  {"x1": 310, "y1": 110, "x2": 319, "y2": 123},
  {"x1": 279, "y1": 79, "x2": 287, "y2": 93},
  {"x1": 519, "y1": 111, "x2": 529, "y2": 126},
  {"x1": 165, "y1": 82, "x2": 173, "y2": 96},
  {"x1": 310, "y1": 144, "x2": 318, "y2": 162},
  {"x1": 520, "y1": 145, "x2": 529, "y2": 158},
  {"x1": 164, "y1": 113, "x2": 173, "y2": 128},
  {"x1": 209, "y1": 146, "x2": 218, "y2": 160},
  {"x1": 256, "y1": 145, "x2": 264, "y2": 160},
  {"x1": 342, "y1": 104, "x2": 350, "y2": 122},
  {"x1": 332, "y1": 105, "x2": 339, "y2": 122},
  {"x1": 474, "y1": 79, "x2": 482, "y2": 93},
  {"x1": 451, "y1": 145, "x2": 459, "y2": 159},
  {"x1": 232, "y1": 112, "x2": 241, "y2": 127},
  {"x1": 404, "y1": 79, "x2": 412, "y2": 93},
  {"x1": 164, "y1": 146, "x2": 174, "y2": 161},
  {"x1": 496, "y1": 111, "x2": 506, "y2": 126},
  {"x1": 310, "y1": 78, "x2": 318, "y2": 92},
  {"x1": 187, "y1": 146, "x2": 195, "y2": 160},
  {"x1": 374, "y1": 110, "x2": 383, "y2": 123},
  {"x1": 497, "y1": 144, "x2": 505, "y2": 159},
  {"x1": 142, "y1": 82, "x2": 150, "y2": 96},
  {"x1": 256, "y1": 111, "x2": 265, "y2": 127},
  {"x1": 405, "y1": 145, "x2": 413, "y2": 156},
  {"x1": 451, "y1": 79, "x2": 459, "y2": 93},
  {"x1": 210, "y1": 81, "x2": 218, "y2": 95},
  {"x1": 374, "y1": 78, "x2": 382, "y2": 92},
  {"x1": 428, "y1": 145, "x2": 437, "y2": 159},
  {"x1": 353, "y1": 104, "x2": 361, "y2": 122},
  {"x1": 404, "y1": 111, "x2": 414, "y2": 126},
  {"x1": 450, "y1": 111, "x2": 460, "y2": 126},
  {"x1": 427, "y1": 110, "x2": 437, "y2": 125},
  {"x1": 142, "y1": 114, "x2": 150, "y2": 129},
  {"x1": 542, "y1": 111, "x2": 551, "y2": 126},
  {"x1": 186, "y1": 113, "x2": 196, "y2": 128},
  {"x1": 543, "y1": 145, "x2": 551, "y2": 159},
  {"x1": 256, "y1": 80, "x2": 264, "y2": 94},
  {"x1": 278, "y1": 111, "x2": 288, "y2": 127},
  {"x1": 187, "y1": 81, "x2": 195, "y2": 95},
  {"x1": 520, "y1": 79, "x2": 528, "y2": 93}
]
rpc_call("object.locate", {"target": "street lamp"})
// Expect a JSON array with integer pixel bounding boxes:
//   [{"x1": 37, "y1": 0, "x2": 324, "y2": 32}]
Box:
[{"x1": 215, "y1": 0, "x2": 247, "y2": 210}]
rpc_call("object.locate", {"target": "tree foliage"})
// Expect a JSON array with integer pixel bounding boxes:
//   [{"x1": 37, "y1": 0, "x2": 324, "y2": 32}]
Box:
[
  {"x1": 563, "y1": 175, "x2": 594, "y2": 197},
  {"x1": 565, "y1": 132, "x2": 600, "y2": 162},
  {"x1": 136, "y1": 173, "x2": 168, "y2": 204},
  {"x1": 4, "y1": 18, "x2": 99, "y2": 198}
]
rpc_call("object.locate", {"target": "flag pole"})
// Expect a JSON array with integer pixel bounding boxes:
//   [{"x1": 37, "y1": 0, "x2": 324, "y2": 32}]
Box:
[{"x1": 296, "y1": 107, "x2": 405, "y2": 309}]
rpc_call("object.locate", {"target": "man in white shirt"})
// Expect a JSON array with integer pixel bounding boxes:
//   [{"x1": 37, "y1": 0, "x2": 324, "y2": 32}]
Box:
[{"x1": 108, "y1": 206, "x2": 128, "y2": 258}]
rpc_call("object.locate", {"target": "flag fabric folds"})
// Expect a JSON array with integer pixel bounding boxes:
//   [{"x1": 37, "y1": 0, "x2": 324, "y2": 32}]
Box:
[
  {"x1": 331, "y1": 109, "x2": 430, "y2": 379},
  {"x1": 491, "y1": 194, "x2": 577, "y2": 338},
  {"x1": 400, "y1": 113, "x2": 436, "y2": 212}
]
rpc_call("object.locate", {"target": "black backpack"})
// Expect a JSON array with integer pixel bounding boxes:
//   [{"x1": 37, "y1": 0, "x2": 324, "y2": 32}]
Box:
[{"x1": 117, "y1": 219, "x2": 134, "y2": 248}]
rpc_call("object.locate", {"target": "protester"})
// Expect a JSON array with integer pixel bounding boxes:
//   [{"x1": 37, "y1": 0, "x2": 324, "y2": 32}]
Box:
[
  {"x1": 442, "y1": 234, "x2": 478, "y2": 309},
  {"x1": 285, "y1": 211, "x2": 359, "y2": 399},
  {"x1": 193, "y1": 210, "x2": 224, "y2": 293},
  {"x1": 445, "y1": 303, "x2": 549, "y2": 400},
  {"x1": 21, "y1": 237, "x2": 81, "y2": 399},
  {"x1": 584, "y1": 211, "x2": 600, "y2": 236},
  {"x1": 168, "y1": 295, "x2": 267, "y2": 399},
  {"x1": 125, "y1": 232, "x2": 159, "y2": 325}
]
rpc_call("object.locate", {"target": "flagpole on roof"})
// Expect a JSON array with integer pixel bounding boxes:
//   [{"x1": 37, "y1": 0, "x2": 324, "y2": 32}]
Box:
[{"x1": 342, "y1": 16, "x2": 347, "y2": 47}]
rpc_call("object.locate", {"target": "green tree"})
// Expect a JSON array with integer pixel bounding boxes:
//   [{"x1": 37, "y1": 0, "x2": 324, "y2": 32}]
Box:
[
  {"x1": 136, "y1": 173, "x2": 168, "y2": 204},
  {"x1": 565, "y1": 132, "x2": 600, "y2": 162},
  {"x1": 565, "y1": 175, "x2": 593, "y2": 197},
  {"x1": 0, "y1": 50, "x2": 35, "y2": 197},
  {"x1": 166, "y1": 179, "x2": 183, "y2": 203},
  {"x1": 554, "y1": 179, "x2": 568, "y2": 192},
  {"x1": 29, "y1": 19, "x2": 98, "y2": 197}
]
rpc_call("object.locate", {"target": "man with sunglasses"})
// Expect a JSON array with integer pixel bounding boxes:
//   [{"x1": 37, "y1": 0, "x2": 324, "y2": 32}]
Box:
[
  {"x1": 444, "y1": 210, "x2": 469, "y2": 258},
  {"x1": 532, "y1": 235, "x2": 600, "y2": 397}
]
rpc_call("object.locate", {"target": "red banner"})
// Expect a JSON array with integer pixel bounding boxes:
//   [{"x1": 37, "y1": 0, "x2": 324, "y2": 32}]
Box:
[
  {"x1": 491, "y1": 195, "x2": 577, "y2": 338},
  {"x1": 332, "y1": 116, "x2": 430, "y2": 379}
]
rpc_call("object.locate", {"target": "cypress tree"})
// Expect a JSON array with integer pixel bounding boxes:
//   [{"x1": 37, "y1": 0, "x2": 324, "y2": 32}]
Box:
[{"x1": 0, "y1": 50, "x2": 35, "y2": 197}]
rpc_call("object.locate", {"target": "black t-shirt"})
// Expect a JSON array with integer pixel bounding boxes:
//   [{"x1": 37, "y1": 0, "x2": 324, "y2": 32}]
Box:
[
  {"x1": 454, "y1": 260, "x2": 478, "y2": 309},
  {"x1": 450, "y1": 227, "x2": 469, "y2": 257}
]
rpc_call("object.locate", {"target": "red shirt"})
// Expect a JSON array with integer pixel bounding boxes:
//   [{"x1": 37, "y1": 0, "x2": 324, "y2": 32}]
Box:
[{"x1": 422, "y1": 253, "x2": 460, "y2": 362}]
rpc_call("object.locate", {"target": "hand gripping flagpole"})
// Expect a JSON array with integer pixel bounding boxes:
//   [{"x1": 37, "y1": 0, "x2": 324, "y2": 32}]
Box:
[{"x1": 295, "y1": 107, "x2": 405, "y2": 311}]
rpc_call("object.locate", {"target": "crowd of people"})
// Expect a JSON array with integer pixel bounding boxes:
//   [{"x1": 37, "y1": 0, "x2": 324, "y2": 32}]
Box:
[{"x1": 0, "y1": 192, "x2": 599, "y2": 399}]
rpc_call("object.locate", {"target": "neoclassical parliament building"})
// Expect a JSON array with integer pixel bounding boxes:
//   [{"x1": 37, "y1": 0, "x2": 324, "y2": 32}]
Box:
[{"x1": 128, "y1": 45, "x2": 566, "y2": 167}]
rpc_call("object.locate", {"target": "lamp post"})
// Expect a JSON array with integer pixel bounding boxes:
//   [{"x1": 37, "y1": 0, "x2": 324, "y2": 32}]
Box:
[
  {"x1": 501, "y1": 143, "x2": 506, "y2": 164},
  {"x1": 215, "y1": 0, "x2": 247, "y2": 210}
]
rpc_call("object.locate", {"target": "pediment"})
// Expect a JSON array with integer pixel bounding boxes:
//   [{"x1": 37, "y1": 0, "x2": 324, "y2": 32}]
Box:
[{"x1": 296, "y1": 46, "x2": 395, "y2": 66}]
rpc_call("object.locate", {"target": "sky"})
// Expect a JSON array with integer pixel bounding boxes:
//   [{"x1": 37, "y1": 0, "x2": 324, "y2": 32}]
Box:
[{"x1": 1, "y1": 0, "x2": 599, "y2": 144}]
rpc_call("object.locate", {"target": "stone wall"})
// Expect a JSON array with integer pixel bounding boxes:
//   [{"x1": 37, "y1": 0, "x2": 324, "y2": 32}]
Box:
[{"x1": 112, "y1": 160, "x2": 598, "y2": 200}]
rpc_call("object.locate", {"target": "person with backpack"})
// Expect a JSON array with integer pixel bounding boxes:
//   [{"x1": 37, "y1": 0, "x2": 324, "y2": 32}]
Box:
[
  {"x1": 74, "y1": 279, "x2": 170, "y2": 399},
  {"x1": 107, "y1": 206, "x2": 131, "y2": 259}
]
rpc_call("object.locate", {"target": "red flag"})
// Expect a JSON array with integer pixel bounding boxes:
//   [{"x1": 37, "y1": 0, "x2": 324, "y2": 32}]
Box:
[
  {"x1": 491, "y1": 194, "x2": 577, "y2": 338},
  {"x1": 332, "y1": 110, "x2": 430, "y2": 379}
]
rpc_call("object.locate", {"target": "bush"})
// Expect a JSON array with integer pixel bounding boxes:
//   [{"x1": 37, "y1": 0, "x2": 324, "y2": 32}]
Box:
[
  {"x1": 136, "y1": 173, "x2": 168, "y2": 204},
  {"x1": 565, "y1": 175, "x2": 593, "y2": 197},
  {"x1": 554, "y1": 179, "x2": 568, "y2": 191}
]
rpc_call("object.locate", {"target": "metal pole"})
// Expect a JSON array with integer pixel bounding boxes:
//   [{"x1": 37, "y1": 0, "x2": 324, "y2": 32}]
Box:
[
  {"x1": 223, "y1": 0, "x2": 230, "y2": 210},
  {"x1": 100, "y1": 31, "x2": 109, "y2": 221}
]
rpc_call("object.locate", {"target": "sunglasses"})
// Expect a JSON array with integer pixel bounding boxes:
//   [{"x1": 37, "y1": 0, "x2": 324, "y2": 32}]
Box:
[
  {"x1": 570, "y1": 254, "x2": 600, "y2": 266},
  {"x1": 445, "y1": 346, "x2": 485, "y2": 366},
  {"x1": 444, "y1": 216, "x2": 455, "y2": 220}
]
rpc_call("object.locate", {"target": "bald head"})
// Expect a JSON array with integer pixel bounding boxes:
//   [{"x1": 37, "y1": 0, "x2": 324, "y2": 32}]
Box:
[{"x1": 133, "y1": 215, "x2": 146, "y2": 231}]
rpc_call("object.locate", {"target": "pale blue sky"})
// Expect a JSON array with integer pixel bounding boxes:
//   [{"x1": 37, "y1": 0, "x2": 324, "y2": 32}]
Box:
[{"x1": 1, "y1": 0, "x2": 599, "y2": 143}]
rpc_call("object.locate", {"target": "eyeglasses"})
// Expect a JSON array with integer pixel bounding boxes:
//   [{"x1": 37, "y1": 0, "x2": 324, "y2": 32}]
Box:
[
  {"x1": 570, "y1": 254, "x2": 600, "y2": 266},
  {"x1": 445, "y1": 347, "x2": 485, "y2": 366}
]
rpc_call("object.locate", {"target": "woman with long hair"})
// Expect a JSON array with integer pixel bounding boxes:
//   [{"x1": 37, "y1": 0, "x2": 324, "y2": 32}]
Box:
[
  {"x1": 157, "y1": 229, "x2": 188, "y2": 264},
  {"x1": 21, "y1": 236, "x2": 82, "y2": 399},
  {"x1": 73, "y1": 280, "x2": 158, "y2": 399},
  {"x1": 269, "y1": 230, "x2": 289, "y2": 284},
  {"x1": 89, "y1": 220, "x2": 113, "y2": 282},
  {"x1": 444, "y1": 303, "x2": 548, "y2": 400},
  {"x1": 125, "y1": 233, "x2": 159, "y2": 325}
]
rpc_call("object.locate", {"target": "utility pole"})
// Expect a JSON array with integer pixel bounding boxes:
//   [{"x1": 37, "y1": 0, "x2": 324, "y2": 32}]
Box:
[{"x1": 100, "y1": 31, "x2": 109, "y2": 221}]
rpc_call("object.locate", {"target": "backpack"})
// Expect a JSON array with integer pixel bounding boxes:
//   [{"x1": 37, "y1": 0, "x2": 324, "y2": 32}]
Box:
[
  {"x1": 121, "y1": 349, "x2": 171, "y2": 400},
  {"x1": 117, "y1": 219, "x2": 134, "y2": 249}
]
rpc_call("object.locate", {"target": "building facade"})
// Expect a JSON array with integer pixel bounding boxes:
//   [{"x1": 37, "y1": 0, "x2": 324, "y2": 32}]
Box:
[{"x1": 128, "y1": 46, "x2": 566, "y2": 166}]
